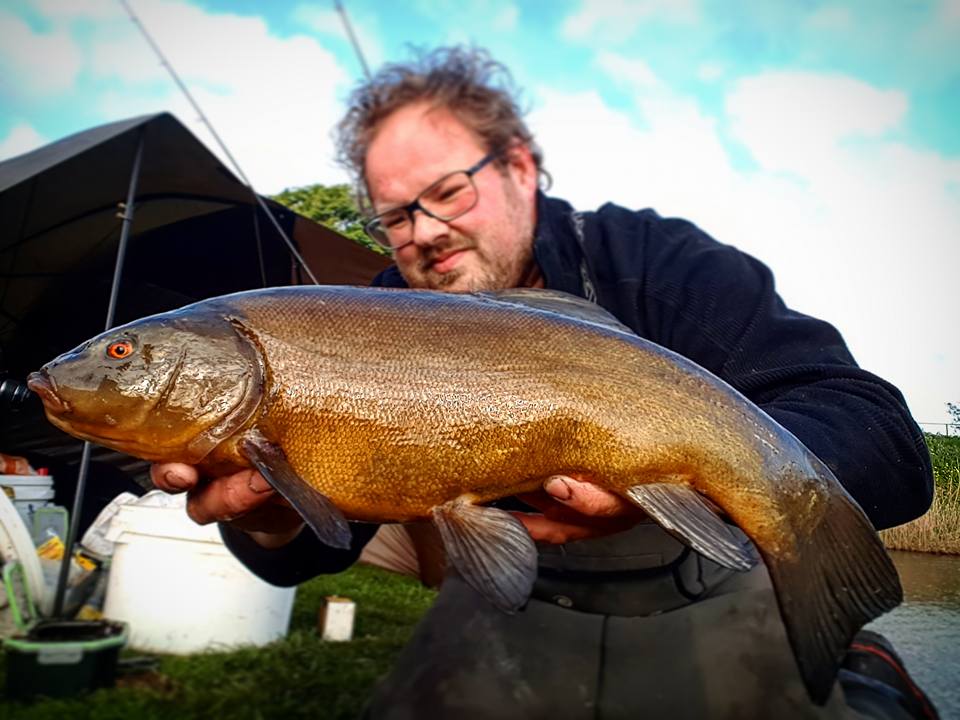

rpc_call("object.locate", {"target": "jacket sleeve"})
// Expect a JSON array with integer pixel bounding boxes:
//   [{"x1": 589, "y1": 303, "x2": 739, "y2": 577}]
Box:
[
  {"x1": 219, "y1": 521, "x2": 380, "y2": 586},
  {"x1": 595, "y1": 207, "x2": 933, "y2": 530}
]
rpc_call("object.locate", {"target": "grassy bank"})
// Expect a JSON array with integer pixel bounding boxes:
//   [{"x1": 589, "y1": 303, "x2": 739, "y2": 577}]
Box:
[
  {"x1": 0, "y1": 565, "x2": 437, "y2": 720},
  {"x1": 881, "y1": 434, "x2": 960, "y2": 554}
]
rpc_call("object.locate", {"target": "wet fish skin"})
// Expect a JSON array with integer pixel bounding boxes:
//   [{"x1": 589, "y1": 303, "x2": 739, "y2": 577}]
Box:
[{"x1": 27, "y1": 285, "x2": 902, "y2": 704}]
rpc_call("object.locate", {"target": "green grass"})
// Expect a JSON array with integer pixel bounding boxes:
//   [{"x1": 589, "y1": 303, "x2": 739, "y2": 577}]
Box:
[
  {"x1": 881, "y1": 434, "x2": 960, "y2": 554},
  {"x1": 0, "y1": 565, "x2": 437, "y2": 720}
]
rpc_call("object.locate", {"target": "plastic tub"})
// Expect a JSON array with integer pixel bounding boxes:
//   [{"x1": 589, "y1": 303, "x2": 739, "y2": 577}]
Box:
[
  {"x1": 0, "y1": 473, "x2": 55, "y2": 532},
  {"x1": 4, "y1": 619, "x2": 128, "y2": 699},
  {"x1": 102, "y1": 493, "x2": 296, "y2": 654}
]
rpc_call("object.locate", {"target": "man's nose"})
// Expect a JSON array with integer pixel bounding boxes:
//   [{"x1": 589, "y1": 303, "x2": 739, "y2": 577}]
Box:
[{"x1": 410, "y1": 210, "x2": 450, "y2": 247}]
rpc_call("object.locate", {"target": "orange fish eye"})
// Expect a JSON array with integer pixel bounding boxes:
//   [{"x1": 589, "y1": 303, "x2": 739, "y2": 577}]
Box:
[{"x1": 106, "y1": 340, "x2": 134, "y2": 360}]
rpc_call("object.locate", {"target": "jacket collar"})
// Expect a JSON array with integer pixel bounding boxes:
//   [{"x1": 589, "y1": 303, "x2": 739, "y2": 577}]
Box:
[{"x1": 532, "y1": 191, "x2": 588, "y2": 299}]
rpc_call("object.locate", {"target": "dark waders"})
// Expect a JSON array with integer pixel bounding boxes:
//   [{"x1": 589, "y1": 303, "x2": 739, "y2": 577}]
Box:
[{"x1": 362, "y1": 523, "x2": 927, "y2": 720}]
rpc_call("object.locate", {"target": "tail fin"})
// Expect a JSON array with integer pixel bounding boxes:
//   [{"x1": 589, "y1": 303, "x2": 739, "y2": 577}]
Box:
[{"x1": 766, "y1": 489, "x2": 902, "y2": 705}]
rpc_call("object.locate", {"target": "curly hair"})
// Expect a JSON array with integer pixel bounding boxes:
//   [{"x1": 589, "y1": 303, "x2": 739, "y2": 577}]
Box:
[{"x1": 335, "y1": 46, "x2": 546, "y2": 207}]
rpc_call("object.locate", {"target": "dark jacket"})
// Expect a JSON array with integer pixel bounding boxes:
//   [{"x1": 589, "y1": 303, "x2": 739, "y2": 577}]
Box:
[{"x1": 221, "y1": 193, "x2": 933, "y2": 584}]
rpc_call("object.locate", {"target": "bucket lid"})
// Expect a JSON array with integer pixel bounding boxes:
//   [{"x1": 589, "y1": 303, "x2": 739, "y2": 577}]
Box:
[
  {"x1": 106, "y1": 492, "x2": 224, "y2": 545},
  {"x1": 8, "y1": 488, "x2": 55, "y2": 500},
  {"x1": 0, "y1": 474, "x2": 54, "y2": 486}
]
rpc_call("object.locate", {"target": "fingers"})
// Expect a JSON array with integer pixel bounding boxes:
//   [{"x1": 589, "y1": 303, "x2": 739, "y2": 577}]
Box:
[
  {"x1": 543, "y1": 475, "x2": 641, "y2": 518},
  {"x1": 150, "y1": 463, "x2": 303, "y2": 543},
  {"x1": 512, "y1": 511, "x2": 609, "y2": 544},
  {"x1": 184, "y1": 468, "x2": 274, "y2": 525},
  {"x1": 510, "y1": 476, "x2": 648, "y2": 544},
  {"x1": 150, "y1": 462, "x2": 201, "y2": 493}
]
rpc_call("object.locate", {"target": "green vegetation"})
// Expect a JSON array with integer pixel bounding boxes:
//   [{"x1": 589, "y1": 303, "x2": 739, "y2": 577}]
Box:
[
  {"x1": 272, "y1": 183, "x2": 388, "y2": 256},
  {"x1": 881, "y1": 434, "x2": 960, "y2": 554},
  {"x1": 0, "y1": 565, "x2": 436, "y2": 720}
]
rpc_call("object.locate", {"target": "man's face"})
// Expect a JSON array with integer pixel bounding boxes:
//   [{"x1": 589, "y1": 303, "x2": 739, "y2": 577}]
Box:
[{"x1": 364, "y1": 102, "x2": 539, "y2": 292}]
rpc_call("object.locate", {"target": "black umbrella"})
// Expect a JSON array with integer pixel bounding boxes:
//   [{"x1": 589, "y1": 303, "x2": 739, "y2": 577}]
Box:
[{"x1": 0, "y1": 112, "x2": 389, "y2": 615}]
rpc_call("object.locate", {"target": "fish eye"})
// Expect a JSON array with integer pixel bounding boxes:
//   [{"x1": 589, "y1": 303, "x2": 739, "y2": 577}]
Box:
[{"x1": 106, "y1": 339, "x2": 135, "y2": 360}]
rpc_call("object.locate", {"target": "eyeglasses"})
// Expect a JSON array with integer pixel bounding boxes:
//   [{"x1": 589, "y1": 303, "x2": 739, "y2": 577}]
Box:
[{"x1": 364, "y1": 151, "x2": 500, "y2": 251}]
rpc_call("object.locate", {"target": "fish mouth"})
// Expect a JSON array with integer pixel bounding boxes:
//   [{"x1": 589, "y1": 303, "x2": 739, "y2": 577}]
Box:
[{"x1": 26, "y1": 371, "x2": 70, "y2": 414}]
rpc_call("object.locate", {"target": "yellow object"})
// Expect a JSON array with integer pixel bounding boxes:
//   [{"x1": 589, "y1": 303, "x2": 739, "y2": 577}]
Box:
[
  {"x1": 73, "y1": 552, "x2": 97, "y2": 572},
  {"x1": 36, "y1": 534, "x2": 65, "y2": 561},
  {"x1": 75, "y1": 604, "x2": 104, "y2": 620},
  {"x1": 36, "y1": 534, "x2": 97, "y2": 571}
]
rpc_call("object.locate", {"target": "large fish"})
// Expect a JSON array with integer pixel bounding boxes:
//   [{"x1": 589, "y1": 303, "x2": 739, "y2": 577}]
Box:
[{"x1": 27, "y1": 285, "x2": 900, "y2": 704}]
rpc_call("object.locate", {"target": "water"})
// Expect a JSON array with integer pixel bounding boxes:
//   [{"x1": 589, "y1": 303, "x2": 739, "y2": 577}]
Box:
[{"x1": 865, "y1": 551, "x2": 960, "y2": 719}]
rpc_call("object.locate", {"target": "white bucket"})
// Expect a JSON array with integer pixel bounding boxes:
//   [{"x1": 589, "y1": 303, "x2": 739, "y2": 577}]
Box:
[
  {"x1": 102, "y1": 493, "x2": 296, "y2": 654},
  {"x1": 0, "y1": 474, "x2": 54, "y2": 534}
]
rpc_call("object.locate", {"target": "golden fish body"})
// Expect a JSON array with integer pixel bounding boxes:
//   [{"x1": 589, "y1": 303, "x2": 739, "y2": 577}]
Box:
[
  {"x1": 230, "y1": 289, "x2": 814, "y2": 547},
  {"x1": 28, "y1": 285, "x2": 900, "y2": 704}
]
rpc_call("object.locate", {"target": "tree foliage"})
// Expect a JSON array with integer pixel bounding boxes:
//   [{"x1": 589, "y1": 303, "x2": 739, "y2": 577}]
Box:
[
  {"x1": 272, "y1": 183, "x2": 388, "y2": 256},
  {"x1": 947, "y1": 402, "x2": 960, "y2": 426}
]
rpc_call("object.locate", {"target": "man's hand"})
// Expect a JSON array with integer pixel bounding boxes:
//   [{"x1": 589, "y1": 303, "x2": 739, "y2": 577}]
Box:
[
  {"x1": 150, "y1": 463, "x2": 304, "y2": 549},
  {"x1": 512, "y1": 475, "x2": 647, "y2": 544}
]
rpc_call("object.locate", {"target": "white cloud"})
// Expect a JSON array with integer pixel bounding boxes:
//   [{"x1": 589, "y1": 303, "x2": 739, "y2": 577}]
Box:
[
  {"x1": 0, "y1": 123, "x2": 48, "y2": 161},
  {"x1": 725, "y1": 72, "x2": 908, "y2": 177},
  {"x1": 596, "y1": 51, "x2": 660, "y2": 89},
  {"x1": 0, "y1": 10, "x2": 84, "y2": 96},
  {"x1": 529, "y1": 85, "x2": 738, "y2": 234},
  {"x1": 36, "y1": 0, "x2": 355, "y2": 194},
  {"x1": 721, "y1": 73, "x2": 960, "y2": 425},
  {"x1": 562, "y1": 0, "x2": 699, "y2": 42},
  {"x1": 291, "y1": 3, "x2": 385, "y2": 71},
  {"x1": 33, "y1": 0, "x2": 118, "y2": 20},
  {"x1": 528, "y1": 72, "x2": 960, "y2": 424}
]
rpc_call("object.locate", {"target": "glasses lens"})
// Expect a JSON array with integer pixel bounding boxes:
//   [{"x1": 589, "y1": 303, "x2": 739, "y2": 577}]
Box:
[
  {"x1": 367, "y1": 208, "x2": 410, "y2": 249},
  {"x1": 420, "y1": 171, "x2": 477, "y2": 221},
  {"x1": 365, "y1": 169, "x2": 481, "y2": 250}
]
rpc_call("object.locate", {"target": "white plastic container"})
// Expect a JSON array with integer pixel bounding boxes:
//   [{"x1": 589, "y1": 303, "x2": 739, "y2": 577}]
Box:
[
  {"x1": 0, "y1": 474, "x2": 55, "y2": 534},
  {"x1": 102, "y1": 492, "x2": 296, "y2": 654},
  {"x1": 0, "y1": 490, "x2": 52, "y2": 621}
]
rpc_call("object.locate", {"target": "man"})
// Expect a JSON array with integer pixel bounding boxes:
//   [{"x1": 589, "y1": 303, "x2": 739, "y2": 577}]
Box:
[{"x1": 152, "y1": 48, "x2": 935, "y2": 718}]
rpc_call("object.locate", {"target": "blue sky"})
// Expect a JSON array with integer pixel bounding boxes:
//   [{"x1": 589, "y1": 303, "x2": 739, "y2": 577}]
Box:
[{"x1": 1, "y1": 0, "x2": 958, "y2": 426}]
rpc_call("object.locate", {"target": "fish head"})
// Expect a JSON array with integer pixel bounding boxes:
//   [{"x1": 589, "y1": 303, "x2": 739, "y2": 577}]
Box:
[{"x1": 27, "y1": 308, "x2": 263, "y2": 463}]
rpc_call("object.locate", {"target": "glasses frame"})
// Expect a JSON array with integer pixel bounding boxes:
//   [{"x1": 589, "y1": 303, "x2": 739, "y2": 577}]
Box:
[{"x1": 364, "y1": 150, "x2": 501, "y2": 251}]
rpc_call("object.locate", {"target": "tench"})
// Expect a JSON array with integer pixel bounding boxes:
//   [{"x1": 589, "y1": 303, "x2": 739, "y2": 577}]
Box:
[{"x1": 27, "y1": 285, "x2": 901, "y2": 704}]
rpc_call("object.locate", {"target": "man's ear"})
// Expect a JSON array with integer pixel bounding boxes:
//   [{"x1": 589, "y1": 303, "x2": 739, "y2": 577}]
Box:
[{"x1": 504, "y1": 142, "x2": 539, "y2": 198}]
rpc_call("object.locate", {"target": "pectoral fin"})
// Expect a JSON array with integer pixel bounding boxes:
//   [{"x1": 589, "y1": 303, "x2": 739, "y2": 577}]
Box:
[
  {"x1": 626, "y1": 483, "x2": 756, "y2": 571},
  {"x1": 239, "y1": 430, "x2": 351, "y2": 550},
  {"x1": 432, "y1": 500, "x2": 538, "y2": 613}
]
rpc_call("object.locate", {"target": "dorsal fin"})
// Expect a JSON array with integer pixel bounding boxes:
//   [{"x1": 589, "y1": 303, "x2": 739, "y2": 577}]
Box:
[{"x1": 477, "y1": 288, "x2": 635, "y2": 336}]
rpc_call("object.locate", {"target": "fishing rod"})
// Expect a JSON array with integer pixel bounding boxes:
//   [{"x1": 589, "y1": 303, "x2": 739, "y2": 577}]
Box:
[
  {"x1": 334, "y1": 0, "x2": 372, "y2": 81},
  {"x1": 117, "y1": 0, "x2": 320, "y2": 285}
]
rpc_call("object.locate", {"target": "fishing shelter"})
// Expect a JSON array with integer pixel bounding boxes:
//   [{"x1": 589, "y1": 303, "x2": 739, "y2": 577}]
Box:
[{"x1": 0, "y1": 112, "x2": 389, "y2": 538}]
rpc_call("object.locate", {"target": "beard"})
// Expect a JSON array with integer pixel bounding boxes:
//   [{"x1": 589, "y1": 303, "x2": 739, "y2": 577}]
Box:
[{"x1": 408, "y1": 232, "x2": 535, "y2": 293}]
